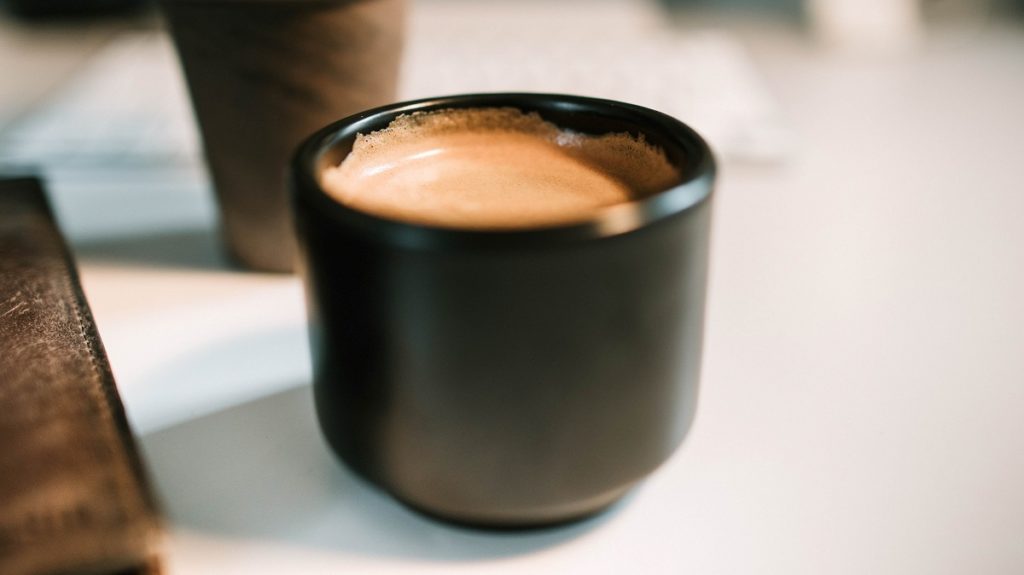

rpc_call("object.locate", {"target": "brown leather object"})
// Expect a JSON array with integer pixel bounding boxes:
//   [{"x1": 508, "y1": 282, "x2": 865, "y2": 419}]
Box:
[
  {"x1": 0, "y1": 178, "x2": 161, "y2": 575},
  {"x1": 161, "y1": 0, "x2": 406, "y2": 272}
]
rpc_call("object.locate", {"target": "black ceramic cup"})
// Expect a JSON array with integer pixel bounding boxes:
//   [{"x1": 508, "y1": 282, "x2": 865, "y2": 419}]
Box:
[{"x1": 291, "y1": 93, "x2": 715, "y2": 528}]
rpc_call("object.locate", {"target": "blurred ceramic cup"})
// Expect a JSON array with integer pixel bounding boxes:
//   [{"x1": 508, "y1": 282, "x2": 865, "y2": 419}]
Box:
[
  {"x1": 291, "y1": 93, "x2": 716, "y2": 528},
  {"x1": 161, "y1": 0, "x2": 405, "y2": 272}
]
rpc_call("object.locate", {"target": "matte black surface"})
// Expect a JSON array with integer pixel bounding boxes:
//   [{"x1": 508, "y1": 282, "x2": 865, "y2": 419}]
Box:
[{"x1": 291, "y1": 94, "x2": 715, "y2": 527}]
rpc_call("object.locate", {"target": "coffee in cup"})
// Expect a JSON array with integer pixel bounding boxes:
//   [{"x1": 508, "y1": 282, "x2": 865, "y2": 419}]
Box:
[{"x1": 320, "y1": 107, "x2": 682, "y2": 229}]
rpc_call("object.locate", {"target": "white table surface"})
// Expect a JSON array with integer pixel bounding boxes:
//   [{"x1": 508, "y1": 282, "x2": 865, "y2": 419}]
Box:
[{"x1": 6, "y1": 5, "x2": 1024, "y2": 574}]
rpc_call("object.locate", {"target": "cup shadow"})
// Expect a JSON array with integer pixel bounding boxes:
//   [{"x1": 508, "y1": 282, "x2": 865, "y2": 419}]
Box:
[{"x1": 139, "y1": 385, "x2": 617, "y2": 561}]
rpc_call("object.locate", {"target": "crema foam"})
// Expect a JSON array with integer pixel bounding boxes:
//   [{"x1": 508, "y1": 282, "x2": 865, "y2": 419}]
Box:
[{"x1": 320, "y1": 107, "x2": 682, "y2": 229}]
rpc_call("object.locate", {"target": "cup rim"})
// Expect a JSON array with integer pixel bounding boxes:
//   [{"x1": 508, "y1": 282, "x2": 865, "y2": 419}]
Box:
[{"x1": 291, "y1": 93, "x2": 716, "y2": 250}]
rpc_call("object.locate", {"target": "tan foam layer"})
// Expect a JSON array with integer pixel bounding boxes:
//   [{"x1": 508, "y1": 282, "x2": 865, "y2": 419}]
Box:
[{"x1": 321, "y1": 107, "x2": 682, "y2": 229}]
